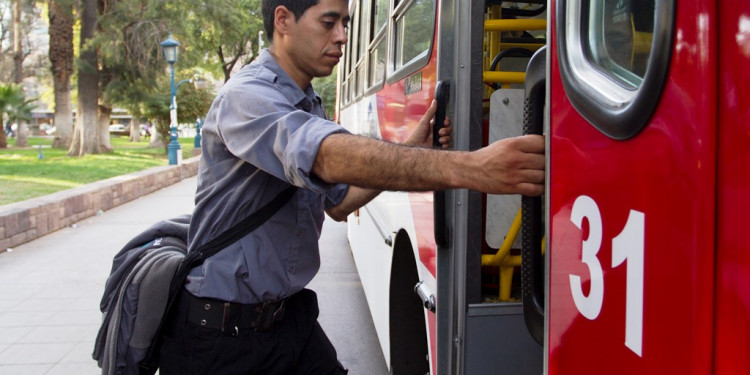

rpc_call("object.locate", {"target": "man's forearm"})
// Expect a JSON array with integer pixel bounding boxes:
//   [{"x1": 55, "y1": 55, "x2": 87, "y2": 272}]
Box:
[
  {"x1": 325, "y1": 186, "x2": 381, "y2": 221},
  {"x1": 314, "y1": 132, "x2": 546, "y2": 196},
  {"x1": 313, "y1": 133, "x2": 469, "y2": 192}
]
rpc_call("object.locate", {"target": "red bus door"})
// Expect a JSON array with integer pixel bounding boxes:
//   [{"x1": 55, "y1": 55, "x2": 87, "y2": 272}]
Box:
[{"x1": 547, "y1": 0, "x2": 719, "y2": 373}]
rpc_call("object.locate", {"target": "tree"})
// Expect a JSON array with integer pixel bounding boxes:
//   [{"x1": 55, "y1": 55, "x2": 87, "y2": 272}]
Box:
[
  {"x1": 7, "y1": 0, "x2": 41, "y2": 84},
  {"x1": 11, "y1": 0, "x2": 23, "y2": 83},
  {"x1": 312, "y1": 73, "x2": 337, "y2": 119},
  {"x1": 0, "y1": 3, "x2": 9, "y2": 64},
  {"x1": 0, "y1": 83, "x2": 35, "y2": 148},
  {"x1": 68, "y1": 0, "x2": 99, "y2": 156},
  {"x1": 48, "y1": 0, "x2": 75, "y2": 149},
  {"x1": 140, "y1": 80, "x2": 212, "y2": 149},
  {"x1": 94, "y1": 0, "x2": 181, "y2": 149},
  {"x1": 185, "y1": 0, "x2": 263, "y2": 82},
  {"x1": 57, "y1": 0, "x2": 266, "y2": 156}
]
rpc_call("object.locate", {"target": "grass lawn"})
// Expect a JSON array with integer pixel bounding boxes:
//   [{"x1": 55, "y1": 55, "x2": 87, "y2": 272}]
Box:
[{"x1": 0, "y1": 136, "x2": 196, "y2": 206}]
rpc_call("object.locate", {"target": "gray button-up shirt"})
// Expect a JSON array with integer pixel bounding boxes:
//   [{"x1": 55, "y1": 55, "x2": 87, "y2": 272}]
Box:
[{"x1": 186, "y1": 49, "x2": 350, "y2": 304}]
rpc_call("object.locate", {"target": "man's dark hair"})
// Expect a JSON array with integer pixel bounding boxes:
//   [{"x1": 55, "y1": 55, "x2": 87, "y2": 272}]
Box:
[{"x1": 262, "y1": 0, "x2": 320, "y2": 42}]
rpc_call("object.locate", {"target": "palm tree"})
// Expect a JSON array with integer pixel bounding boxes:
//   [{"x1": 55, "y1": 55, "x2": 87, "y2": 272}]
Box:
[{"x1": 0, "y1": 84, "x2": 35, "y2": 148}]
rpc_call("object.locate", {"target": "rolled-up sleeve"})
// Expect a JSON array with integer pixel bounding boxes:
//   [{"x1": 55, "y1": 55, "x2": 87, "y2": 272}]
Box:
[
  {"x1": 212, "y1": 76, "x2": 350, "y2": 195},
  {"x1": 324, "y1": 183, "x2": 350, "y2": 209}
]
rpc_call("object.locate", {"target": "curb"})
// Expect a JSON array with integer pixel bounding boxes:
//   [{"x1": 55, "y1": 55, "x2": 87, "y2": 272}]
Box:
[{"x1": 0, "y1": 156, "x2": 201, "y2": 251}]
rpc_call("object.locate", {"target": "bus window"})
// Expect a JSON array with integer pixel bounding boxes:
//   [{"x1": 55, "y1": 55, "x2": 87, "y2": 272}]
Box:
[
  {"x1": 373, "y1": 0, "x2": 388, "y2": 32},
  {"x1": 557, "y1": 0, "x2": 674, "y2": 139},
  {"x1": 367, "y1": 0, "x2": 389, "y2": 91},
  {"x1": 392, "y1": 0, "x2": 436, "y2": 79},
  {"x1": 356, "y1": 0, "x2": 370, "y2": 96},
  {"x1": 358, "y1": 0, "x2": 370, "y2": 60},
  {"x1": 368, "y1": 35, "x2": 387, "y2": 90},
  {"x1": 341, "y1": 5, "x2": 355, "y2": 107},
  {"x1": 586, "y1": 0, "x2": 656, "y2": 88}
]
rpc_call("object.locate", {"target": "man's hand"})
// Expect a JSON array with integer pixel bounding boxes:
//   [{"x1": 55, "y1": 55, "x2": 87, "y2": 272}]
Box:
[
  {"x1": 465, "y1": 135, "x2": 546, "y2": 196},
  {"x1": 404, "y1": 100, "x2": 452, "y2": 149}
]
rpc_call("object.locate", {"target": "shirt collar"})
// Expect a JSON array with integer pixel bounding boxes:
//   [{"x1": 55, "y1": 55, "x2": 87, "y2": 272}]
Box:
[{"x1": 256, "y1": 49, "x2": 321, "y2": 110}]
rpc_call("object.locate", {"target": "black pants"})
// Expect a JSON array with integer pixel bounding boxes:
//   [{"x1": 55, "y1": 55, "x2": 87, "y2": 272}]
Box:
[{"x1": 159, "y1": 289, "x2": 348, "y2": 375}]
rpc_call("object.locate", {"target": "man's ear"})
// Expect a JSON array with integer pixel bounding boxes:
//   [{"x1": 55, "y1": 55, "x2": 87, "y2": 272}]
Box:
[{"x1": 274, "y1": 6, "x2": 294, "y2": 37}]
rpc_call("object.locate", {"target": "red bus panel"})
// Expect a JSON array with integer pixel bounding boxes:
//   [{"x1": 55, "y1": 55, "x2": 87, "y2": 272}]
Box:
[
  {"x1": 714, "y1": 1, "x2": 750, "y2": 373},
  {"x1": 548, "y1": 0, "x2": 717, "y2": 373}
]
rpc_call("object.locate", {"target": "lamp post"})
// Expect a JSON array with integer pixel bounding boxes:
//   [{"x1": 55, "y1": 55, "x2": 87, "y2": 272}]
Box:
[
  {"x1": 161, "y1": 34, "x2": 182, "y2": 165},
  {"x1": 188, "y1": 76, "x2": 208, "y2": 153},
  {"x1": 194, "y1": 117, "x2": 204, "y2": 149}
]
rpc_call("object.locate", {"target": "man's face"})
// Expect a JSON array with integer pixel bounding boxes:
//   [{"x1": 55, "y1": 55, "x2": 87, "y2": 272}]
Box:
[{"x1": 284, "y1": 0, "x2": 350, "y2": 82}]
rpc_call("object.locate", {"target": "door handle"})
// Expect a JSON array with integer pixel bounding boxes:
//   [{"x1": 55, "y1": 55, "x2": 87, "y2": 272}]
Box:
[
  {"x1": 433, "y1": 79, "x2": 450, "y2": 249},
  {"x1": 521, "y1": 47, "x2": 546, "y2": 346}
]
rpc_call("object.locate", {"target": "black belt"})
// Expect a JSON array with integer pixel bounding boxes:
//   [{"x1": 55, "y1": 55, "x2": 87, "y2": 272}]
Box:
[{"x1": 183, "y1": 291, "x2": 286, "y2": 334}]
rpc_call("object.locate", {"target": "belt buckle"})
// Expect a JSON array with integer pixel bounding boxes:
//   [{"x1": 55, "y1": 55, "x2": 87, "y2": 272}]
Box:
[
  {"x1": 272, "y1": 299, "x2": 286, "y2": 322},
  {"x1": 252, "y1": 300, "x2": 286, "y2": 331}
]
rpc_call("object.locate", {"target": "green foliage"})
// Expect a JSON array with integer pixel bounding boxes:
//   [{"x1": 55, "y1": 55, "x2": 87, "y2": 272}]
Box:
[
  {"x1": 139, "y1": 80, "x2": 213, "y2": 149},
  {"x1": 182, "y1": 0, "x2": 264, "y2": 81},
  {"x1": 312, "y1": 72, "x2": 338, "y2": 119},
  {"x1": 81, "y1": 0, "x2": 256, "y2": 143},
  {"x1": 0, "y1": 83, "x2": 36, "y2": 130},
  {"x1": 176, "y1": 84, "x2": 213, "y2": 123}
]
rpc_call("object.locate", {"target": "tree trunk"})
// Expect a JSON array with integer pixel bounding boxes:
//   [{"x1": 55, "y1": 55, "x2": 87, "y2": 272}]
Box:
[
  {"x1": 15, "y1": 123, "x2": 28, "y2": 147},
  {"x1": 10, "y1": 0, "x2": 26, "y2": 148},
  {"x1": 98, "y1": 105, "x2": 113, "y2": 152},
  {"x1": 98, "y1": 62, "x2": 115, "y2": 151},
  {"x1": 11, "y1": 0, "x2": 23, "y2": 84},
  {"x1": 0, "y1": 116, "x2": 7, "y2": 148},
  {"x1": 49, "y1": 0, "x2": 75, "y2": 149},
  {"x1": 148, "y1": 119, "x2": 163, "y2": 148},
  {"x1": 69, "y1": 0, "x2": 100, "y2": 156},
  {"x1": 130, "y1": 116, "x2": 141, "y2": 142}
]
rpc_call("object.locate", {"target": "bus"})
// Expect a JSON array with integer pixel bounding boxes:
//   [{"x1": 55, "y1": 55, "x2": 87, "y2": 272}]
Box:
[{"x1": 335, "y1": 0, "x2": 750, "y2": 374}]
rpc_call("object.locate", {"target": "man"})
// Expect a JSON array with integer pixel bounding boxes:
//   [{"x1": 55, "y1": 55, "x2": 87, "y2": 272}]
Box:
[{"x1": 159, "y1": 0, "x2": 545, "y2": 374}]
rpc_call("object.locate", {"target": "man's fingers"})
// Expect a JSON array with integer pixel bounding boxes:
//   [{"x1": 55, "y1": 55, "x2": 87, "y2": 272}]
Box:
[
  {"x1": 518, "y1": 168, "x2": 545, "y2": 184},
  {"x1": 516, "y1": 182, "x2": 545, "y2": 197},
  {"x1": 518, "y1": 152, "x2": 545, "y2": 170},
  {"x1": 514, "y1": 134, "x2": 545, "y2": 154},
  {"x1": 424, "y1": 100, "x2": 438, "y2": 118}
]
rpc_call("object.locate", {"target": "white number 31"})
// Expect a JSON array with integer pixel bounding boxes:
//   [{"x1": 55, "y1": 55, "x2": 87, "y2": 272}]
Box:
[{"x1": 569, "y1": 195, "x2": 644, "y2": 357}]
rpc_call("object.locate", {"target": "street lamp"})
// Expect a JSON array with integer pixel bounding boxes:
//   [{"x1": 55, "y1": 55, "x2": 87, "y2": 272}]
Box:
[{"x1": 161, "y1": 34, "x2": 182, "y2": 165}]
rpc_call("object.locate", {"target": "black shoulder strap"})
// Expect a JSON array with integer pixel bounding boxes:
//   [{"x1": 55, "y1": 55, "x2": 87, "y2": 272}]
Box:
[
  {"x1": 172, "y1": 183, "x2": 298, "y2": 291},
  {"x1": 198, "y1": 184, "x2": 298, "y2": 259}
]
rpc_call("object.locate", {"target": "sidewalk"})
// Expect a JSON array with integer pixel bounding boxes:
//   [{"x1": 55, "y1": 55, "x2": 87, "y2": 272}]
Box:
[{"x1": 0, "y1": 177, "x2": 387, "y2": 374}]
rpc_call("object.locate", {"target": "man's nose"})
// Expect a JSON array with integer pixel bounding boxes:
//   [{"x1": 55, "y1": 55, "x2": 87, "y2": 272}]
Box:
[{"x1": 334, "y1": 22, "x2": 348, "y2": 45}]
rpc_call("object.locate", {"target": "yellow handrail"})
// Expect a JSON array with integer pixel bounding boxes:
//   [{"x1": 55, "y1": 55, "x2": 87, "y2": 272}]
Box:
[
  {"x1": 481, "y1": 208, "x2": 523, "y2": 301},
  {"x1": 499, "y1": 43, "x2": 545, "y2": 51},
  {"x1": 482, "y1": 71, "x2": 527, "y2": 84},
  {"x1": 483, "y1": 18, "x2": 546, "y2": 86},
  {"x1": 481, "y1": 207, "x2": 545, "y2": 301},
  {"x1": 484, "y1": 19, "x2": 547, "y2": 32},
  {"x1": 482, "y1": 208, "x2": 522, "y2": 267}
]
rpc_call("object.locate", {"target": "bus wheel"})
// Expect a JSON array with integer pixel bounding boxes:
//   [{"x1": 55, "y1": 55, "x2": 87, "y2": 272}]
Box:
[{"x1": 389, "y1": 230, "x2": 429, "y2": 375}]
